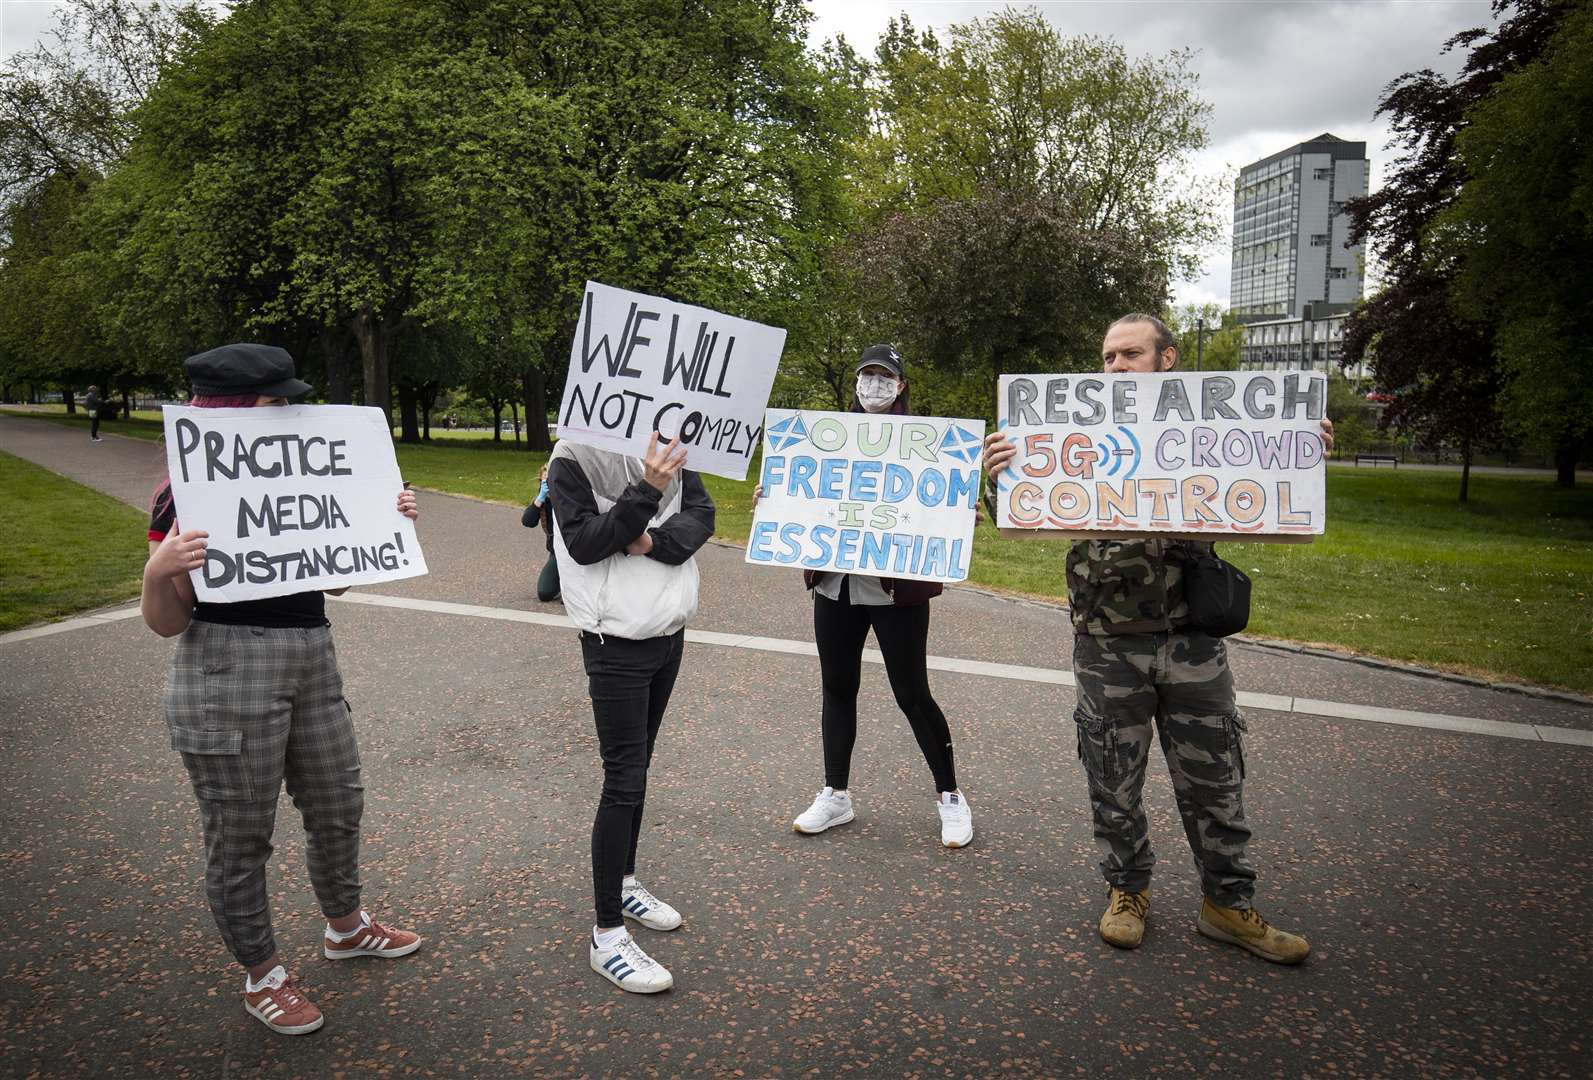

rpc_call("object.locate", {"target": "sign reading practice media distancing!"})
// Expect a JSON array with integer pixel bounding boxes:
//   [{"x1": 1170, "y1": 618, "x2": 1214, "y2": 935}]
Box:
[
  {"x1": 995, "y1": 371, "x2": 1327, "y2": 540},
  {"x1": 747, "y1": 410, "x2": 986, "y2": 583},
  {"x1": 162, "y1": 404, "x2": 428, "y2": 602},
  {"x1": 555, "y1": 281, "x2": 786, "y2": 480}
]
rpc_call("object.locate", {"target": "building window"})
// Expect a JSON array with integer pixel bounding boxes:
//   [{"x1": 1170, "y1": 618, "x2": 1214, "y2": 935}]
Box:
[
  {"x1": 1328, "y1": 267, "x2": 1348, "y2": 279},
  {"x1": 1313, "y1": 167, "x2": 1332, "y2": 180},
  {"x1": 1310, "y1": 234, "x2": 1328, "y2": 246}
]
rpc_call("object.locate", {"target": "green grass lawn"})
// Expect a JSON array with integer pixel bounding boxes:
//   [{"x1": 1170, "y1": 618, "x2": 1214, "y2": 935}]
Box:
[
  {"x1": 0, "y1": 451, "x2": 151, "y2": 632},
  {"x1": 5, "y1": 410, "x2": 1586, "y2": 692}
]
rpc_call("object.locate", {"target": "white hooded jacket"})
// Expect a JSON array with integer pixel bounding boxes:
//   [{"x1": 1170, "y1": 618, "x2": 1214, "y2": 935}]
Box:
[{"x1": 547, "y1": 441, "x2": 715, "y2": 640}]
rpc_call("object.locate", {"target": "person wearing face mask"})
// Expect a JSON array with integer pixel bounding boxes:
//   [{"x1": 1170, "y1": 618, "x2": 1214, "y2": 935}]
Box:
[
  {"x1": 763, "y1": 344, "x2": 973, "y2": 848},
  {"x1": 141, "y1": 344, "x2": 422, "y2": 1035}
]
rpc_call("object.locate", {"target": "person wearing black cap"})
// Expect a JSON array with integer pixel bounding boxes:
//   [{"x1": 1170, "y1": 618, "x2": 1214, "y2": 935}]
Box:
[
  {"x1": 761, "y1": 345, "x2": 974, "y2": 848},
  {"x1": 140, "y1": 343, "x2": 423, "y2": 1035}
]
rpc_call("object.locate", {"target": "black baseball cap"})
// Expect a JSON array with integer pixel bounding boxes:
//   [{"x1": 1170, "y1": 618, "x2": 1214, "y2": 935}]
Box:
[
  {"x1": 856, "y1": 343, "x2": 905, "y2": 379},
  {"x1": 185, "y1": 343, "x2": 312, "y2": 399}
]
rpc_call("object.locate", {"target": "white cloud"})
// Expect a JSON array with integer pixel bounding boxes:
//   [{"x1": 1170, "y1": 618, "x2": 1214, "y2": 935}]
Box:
[{"x1": 0, "y1": 1, "x2": 67, "y2": 62}]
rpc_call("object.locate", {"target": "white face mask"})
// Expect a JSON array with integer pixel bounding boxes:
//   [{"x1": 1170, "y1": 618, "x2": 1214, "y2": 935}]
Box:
[{"x1": 856, "y1": 373, "x2": 899, "y2": 412}]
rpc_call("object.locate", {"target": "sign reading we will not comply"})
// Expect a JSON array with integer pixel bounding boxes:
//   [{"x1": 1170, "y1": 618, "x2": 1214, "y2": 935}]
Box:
[
  {"x1": 555, "y1": 281, "x2": 786, "y2": 480},
  {"x1": 748, "y1": 410, "x2": 986, "y2": 584},
  {"x1": 996, "y1": 371, "x2": 1327, "y2": 540},
  {"x1": 162, "y1": 405, "x2": 427, "y2": 602}
]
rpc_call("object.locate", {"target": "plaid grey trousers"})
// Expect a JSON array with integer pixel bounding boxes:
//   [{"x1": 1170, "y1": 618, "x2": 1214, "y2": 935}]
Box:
[{"x1": 163, "y1": 620, "x2": 364, "y2": 967}]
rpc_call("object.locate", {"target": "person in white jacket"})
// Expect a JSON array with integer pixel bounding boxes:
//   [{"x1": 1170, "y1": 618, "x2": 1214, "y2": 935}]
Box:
[{"x1": 547, "y1": 431, "x2": 715, "y2": 993}]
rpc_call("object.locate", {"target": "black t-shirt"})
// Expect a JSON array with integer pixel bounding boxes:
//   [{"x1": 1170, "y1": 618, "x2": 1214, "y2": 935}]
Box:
[{"x1": 149, "y1": 482, "x2": 328, "y2": 628}]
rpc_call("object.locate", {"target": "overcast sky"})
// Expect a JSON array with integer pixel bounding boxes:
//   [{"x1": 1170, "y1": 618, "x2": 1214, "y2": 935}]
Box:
[{"x1": 3, "y1": 0, "x2": 1496, "y2": 308}]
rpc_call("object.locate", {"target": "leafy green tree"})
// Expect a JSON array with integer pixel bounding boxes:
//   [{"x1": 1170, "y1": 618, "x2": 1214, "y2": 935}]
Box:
[
  {"x1": 1168, "y1": 302, "x2": 1243, "y2": 370},
  {"x1": 844, "y1": 11, "x2": 1218, "y2": 406},
  {"x1": 1437, "y1": 1, "x2": 1593, "y2": 486},
  {"x1": 1343, "y1": 0, "x2": 1564, "y2": 501}
]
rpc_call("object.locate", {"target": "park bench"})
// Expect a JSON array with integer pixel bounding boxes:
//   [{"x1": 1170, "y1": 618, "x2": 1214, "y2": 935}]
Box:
[{"x1": 1354, "y1": 453, "x2": 1399, "y2": 468}]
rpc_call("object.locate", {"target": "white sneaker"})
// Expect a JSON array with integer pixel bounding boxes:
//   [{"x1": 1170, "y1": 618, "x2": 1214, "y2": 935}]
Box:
[
  {"x1": 938, "y1": 791, "x2": 973, "y2": 848},
  {"x1": 793, "y1": 787, "x2": 854, "y2": 834},
  {"x1": 590, "y1": 932, "x2": 674, "y2": 994},
  {"x1": 622, "y1": 880, "x2": 682, "y2": 931}
]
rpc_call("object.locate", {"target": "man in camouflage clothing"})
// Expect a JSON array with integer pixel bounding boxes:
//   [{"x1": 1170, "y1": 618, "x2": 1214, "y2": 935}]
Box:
[{"x1": 984, "y1": 313, "x2": 1331, "y2": 965}]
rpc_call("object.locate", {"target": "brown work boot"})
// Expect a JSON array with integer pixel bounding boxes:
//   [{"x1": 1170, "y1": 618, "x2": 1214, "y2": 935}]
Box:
[
  {"x1": 1099, "y1": 887, "x2": 1149, "y2": 949},
  {"x1": 1196, "y1": 898, "x2": 1309, "y2": 965}
]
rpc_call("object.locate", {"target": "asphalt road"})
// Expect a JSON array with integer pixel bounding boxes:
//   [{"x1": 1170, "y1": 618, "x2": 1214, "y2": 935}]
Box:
[{"x1": 2, "y1": 414, "x2": 1589, "y2": 1079}]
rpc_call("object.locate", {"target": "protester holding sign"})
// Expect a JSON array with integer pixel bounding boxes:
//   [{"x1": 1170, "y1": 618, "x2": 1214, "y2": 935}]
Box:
[
  {"x1": 758, "y1": 346, "x2": 975, "y2": 849},
  {"x1": 548, "y1": 431, "x2": 715, "y2": 994},
  {"x1": 140, "y1": 344, "x2": 422, "y2": 1036},
  {"x1": 984, "y1": 315, "x2": 1332, "y2": 965}
]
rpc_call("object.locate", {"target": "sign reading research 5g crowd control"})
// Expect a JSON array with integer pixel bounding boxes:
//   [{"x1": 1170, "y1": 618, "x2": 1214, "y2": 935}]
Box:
[
  {"x1": 747, "y1": 410, "x2": 986, "y2": 583},
  {"x1": 995, "y1": 371, "x2": 1327, "y2": 541},
  {"x1": 162, "y1": 404, "x2": 428, "y2": 602},
  {"x1": 555, "y1": 281, "x2": 786, "y2": 480}
]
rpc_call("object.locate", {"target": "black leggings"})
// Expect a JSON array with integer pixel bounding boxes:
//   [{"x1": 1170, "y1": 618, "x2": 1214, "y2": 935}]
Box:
[
  {"x1": 582, "y1": 629, "x2": 683, "y2": 928},
  {"x1": 814, "y1": 582, "x2": 957, "y2": 793}
]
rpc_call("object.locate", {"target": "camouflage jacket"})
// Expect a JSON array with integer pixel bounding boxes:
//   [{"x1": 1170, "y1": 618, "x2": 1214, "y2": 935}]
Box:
[{"x1": 1065, "y1": 538, "x2": 1215, "y2": 636}]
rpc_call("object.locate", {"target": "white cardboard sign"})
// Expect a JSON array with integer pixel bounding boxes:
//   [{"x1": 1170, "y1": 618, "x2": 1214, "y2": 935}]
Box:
[
  {"x1": 994, "y1": 371, "x2": 1327, "y2": 540},
  {"x1": 554, "y1": 281, "x2": 786, "y2": 480},
  {"x1": 747, "y1": 410, "x2": 986, "y2": 583},
  {"x1": 161, "y1": 404, "x2": 427, "y2": 601}
]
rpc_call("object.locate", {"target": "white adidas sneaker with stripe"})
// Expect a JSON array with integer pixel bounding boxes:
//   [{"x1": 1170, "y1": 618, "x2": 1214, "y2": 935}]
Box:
[
  {"x1": 621, "y1": 880, "x2": 682, "y2": 931},
  {"x1": 590, "y1": 932, "x2": 674, "y2": 993}
]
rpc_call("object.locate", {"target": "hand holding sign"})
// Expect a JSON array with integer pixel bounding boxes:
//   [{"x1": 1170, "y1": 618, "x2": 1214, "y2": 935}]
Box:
[
  {"x1": 982, "y1": 430, "x2": 1017, "y2": 481},
  {"x1": 148, "y1": 528, "x2": 210, "y2": 581}
]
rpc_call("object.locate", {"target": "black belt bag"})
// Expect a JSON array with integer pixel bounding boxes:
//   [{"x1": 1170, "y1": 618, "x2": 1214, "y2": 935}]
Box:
[{"x1": 1183, "y1": 549, "x2": 1251, "y2": 637}]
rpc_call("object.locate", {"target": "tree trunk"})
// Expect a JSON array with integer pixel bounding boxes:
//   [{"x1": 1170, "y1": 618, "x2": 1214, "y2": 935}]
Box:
[
  {"x1": 510, "y1": 400, "x2": 521, "y2": 443},
  {"x1": 398, "y1": 384, "x2": 421, "y2": 443},
  {"x1": 491, "y1": 400, "x2": 503, "y2": 442},
  {"x1": 521, "y1": 365, "x2": 553, "y2": 451},
  {"x1": 420, "y1": 382, "x2": 438, "y2": 441},
  {"x1": 324, "y1": 329, "x2": 355, "y2": 404},
  {"x1": 349, "y1": 306, "x2": 392, "y2": 427},
  {"x1": 1458, "y1": 436, "x2": 1472, "y2": 504},
  {"x1": 1555, "y1": 432, "x2": 1581, "y2": 488},
  {"x1": 121, "y1": 387, "x2": 132, "y2": 417},
  {"x1": 64, "y1": 389, "x2": 76, "y2": 414}
]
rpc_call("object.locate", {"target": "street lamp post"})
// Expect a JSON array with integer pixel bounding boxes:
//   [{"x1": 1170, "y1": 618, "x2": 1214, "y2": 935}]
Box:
[{"x1": 1196, "y1": 317, "x2": 1206, "y2": 371}]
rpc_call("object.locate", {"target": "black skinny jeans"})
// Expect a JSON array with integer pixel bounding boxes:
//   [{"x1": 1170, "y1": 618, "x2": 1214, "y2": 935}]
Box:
[
  {"x1": 814, "y1": 581, "x2": 958, "y2": 793},
  {"x1": 581, "y1": 629, "x2": 683, "y2": 928}
]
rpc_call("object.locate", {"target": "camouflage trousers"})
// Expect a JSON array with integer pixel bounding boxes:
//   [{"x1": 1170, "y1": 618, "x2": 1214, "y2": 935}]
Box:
[{"x1": 1072, "y1": 630, "x2": 1255, "y2": 908}]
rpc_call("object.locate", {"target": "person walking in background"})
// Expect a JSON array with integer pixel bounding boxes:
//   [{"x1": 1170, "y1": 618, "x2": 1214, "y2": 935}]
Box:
[
  {"x1": 522, "y1": 462, "x2": 561, "y2": 602},
  {"x1": 85, "y1": 384, "x2": 103, "y2": 441},
  {"x1": 763, "y1": 345, "x2": 974, "y2": 850},
  {"x1": 140, "y1": 343, "x2": 423, "y2": 1034},
  {"x1": 548, "y1": 431, "x2": 714, "y2": 994}
]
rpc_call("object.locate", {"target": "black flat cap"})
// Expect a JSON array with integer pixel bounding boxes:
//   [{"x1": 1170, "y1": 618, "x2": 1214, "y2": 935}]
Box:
[
  {"x1": 855, "y1": 343, "x2": 905, "y2": 379},
  {"x1": 185, "y1": 343, "x2": 312, "y2": 399}
]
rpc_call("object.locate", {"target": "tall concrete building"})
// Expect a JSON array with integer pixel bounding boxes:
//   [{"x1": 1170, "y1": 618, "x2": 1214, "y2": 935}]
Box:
[{"x1": 1231, "y1": 134, "x2": 1370, "y2": 374}]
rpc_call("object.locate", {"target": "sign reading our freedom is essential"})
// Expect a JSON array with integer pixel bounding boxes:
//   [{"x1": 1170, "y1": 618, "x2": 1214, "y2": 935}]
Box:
[
  {"x1": 555, "y1": 281, "x2": 786, "y2": 480},
  {"x1": 995, "y1": 371, "x2": 1327, "y2": 541},
  {"x1": 162, "y1": 404, "x2": 428, "y2": 602},
  {"x1": 747, "y1": 410, "x2": 986, "y2": 583}
]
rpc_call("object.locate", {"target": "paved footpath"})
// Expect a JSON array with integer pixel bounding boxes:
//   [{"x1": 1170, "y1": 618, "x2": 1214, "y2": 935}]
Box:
[{"x1": 2, "y1": 413, "x2": 1590, "y2": 1079}]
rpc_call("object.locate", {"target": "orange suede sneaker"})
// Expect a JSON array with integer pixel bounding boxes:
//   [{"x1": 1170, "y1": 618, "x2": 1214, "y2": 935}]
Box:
[
  {"x1": 243, "y1": 967, "x2": 323, "y2": 1035},
  {"x1": 323, "y1": 912, "x2": 422, "y2": 960}
]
